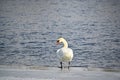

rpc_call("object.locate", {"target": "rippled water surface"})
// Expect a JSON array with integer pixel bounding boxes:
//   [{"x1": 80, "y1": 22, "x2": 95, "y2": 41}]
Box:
[{"x1": 0, "y1": 0, "x2": 120, "y2": 68}]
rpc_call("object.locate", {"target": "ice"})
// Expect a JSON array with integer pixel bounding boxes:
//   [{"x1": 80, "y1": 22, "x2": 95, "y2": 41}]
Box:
[{"x1": 0, "y1": 65, "x2": 120, "y2": 80}]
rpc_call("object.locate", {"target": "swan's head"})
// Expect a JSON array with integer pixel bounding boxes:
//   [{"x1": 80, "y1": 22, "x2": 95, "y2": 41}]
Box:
[
  {"x1": 56, "y1": 37, "x2": 68, "y2": 48},
  {"x1": 56, "y1": 37, "x2": 66, "y2": 45}
]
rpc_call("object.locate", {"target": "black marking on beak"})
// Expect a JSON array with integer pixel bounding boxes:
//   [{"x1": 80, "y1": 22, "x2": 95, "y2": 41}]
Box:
[{"x1": 57, "y1": 40, "x2": 59, "y2": 43}]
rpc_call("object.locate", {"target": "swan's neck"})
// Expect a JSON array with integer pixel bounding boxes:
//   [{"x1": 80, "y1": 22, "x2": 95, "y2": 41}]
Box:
[{"x1": 62, "y1": 39, "x2": 68, "y2": 48}]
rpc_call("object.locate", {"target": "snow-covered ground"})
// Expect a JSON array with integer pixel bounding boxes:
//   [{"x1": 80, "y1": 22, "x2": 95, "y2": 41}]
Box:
[{"x1": 0, "y1": 65, "x2": 120, "y2": 80}]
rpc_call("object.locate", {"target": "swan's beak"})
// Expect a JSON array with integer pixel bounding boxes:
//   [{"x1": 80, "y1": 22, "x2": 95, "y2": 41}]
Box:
[
  {"x1": 56, "y1": 42, "x2": 60, "y2": 45},
  {"x1": 56, "y1": 42, "x2": 59, "y2": 45}
]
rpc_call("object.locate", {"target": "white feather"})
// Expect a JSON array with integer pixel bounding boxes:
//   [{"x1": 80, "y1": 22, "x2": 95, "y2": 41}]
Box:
[
  {"x1": 57, "y1": 48, "x2": 73, "y2": 62},
  {"x1": 56, "y1": 38, "x2": 73, "y2": 63}
]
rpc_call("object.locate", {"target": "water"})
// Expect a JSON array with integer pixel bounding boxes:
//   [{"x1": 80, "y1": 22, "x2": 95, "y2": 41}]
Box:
[{"x1": 0, "y1": 0, "x2": 120, "y2": 69}]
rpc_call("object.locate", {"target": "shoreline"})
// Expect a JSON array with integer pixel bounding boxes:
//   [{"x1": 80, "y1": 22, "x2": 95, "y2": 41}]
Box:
[{"x1": 0, "y1": 65, "x2": 120, "y2": 72}]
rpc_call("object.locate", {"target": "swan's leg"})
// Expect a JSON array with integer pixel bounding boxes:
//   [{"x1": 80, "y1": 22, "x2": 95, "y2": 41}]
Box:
[
  {"x1": 68, "y1": 61, "x2": 70, "y2": 70},
  {"x1": 60, "y1": 62, "x2": 63, "y2": 70}
]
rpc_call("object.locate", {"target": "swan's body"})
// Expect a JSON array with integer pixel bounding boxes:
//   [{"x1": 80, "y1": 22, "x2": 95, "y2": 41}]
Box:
[
  {"x1": 56, "y1": 38, "x2": 73, "y2": 70},
  {"x1": 57, "y1": 48, "x2": 73, "y2": 62}
]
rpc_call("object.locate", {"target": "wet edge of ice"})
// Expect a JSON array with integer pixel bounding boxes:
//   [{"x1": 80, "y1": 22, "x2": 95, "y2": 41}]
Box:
[{"x1": 0, "y1": 65, "x2": 120, "y2": 72}]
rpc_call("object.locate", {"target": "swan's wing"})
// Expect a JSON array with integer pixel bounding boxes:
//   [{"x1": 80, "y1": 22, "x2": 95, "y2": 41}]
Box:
[
  {"x1": 56, "y1": 49, "x2": 64, "y2": 60},
  {"x1": 65, "y1": 48, "x2": 73, "y2": 61},
  {"x1": 56, "y1": 48, "x2": 73, "y2": 62}
]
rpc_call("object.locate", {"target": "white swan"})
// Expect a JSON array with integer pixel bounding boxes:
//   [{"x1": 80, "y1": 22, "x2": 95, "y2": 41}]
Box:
[{"x1": 56, "y1": 37, "x2": 73, "y2": 70}]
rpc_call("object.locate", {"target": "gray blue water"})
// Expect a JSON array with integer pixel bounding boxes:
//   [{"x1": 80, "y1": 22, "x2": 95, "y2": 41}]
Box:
[{"x1": 0, "y1": 0, "x2": 120, "y2": 69}]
